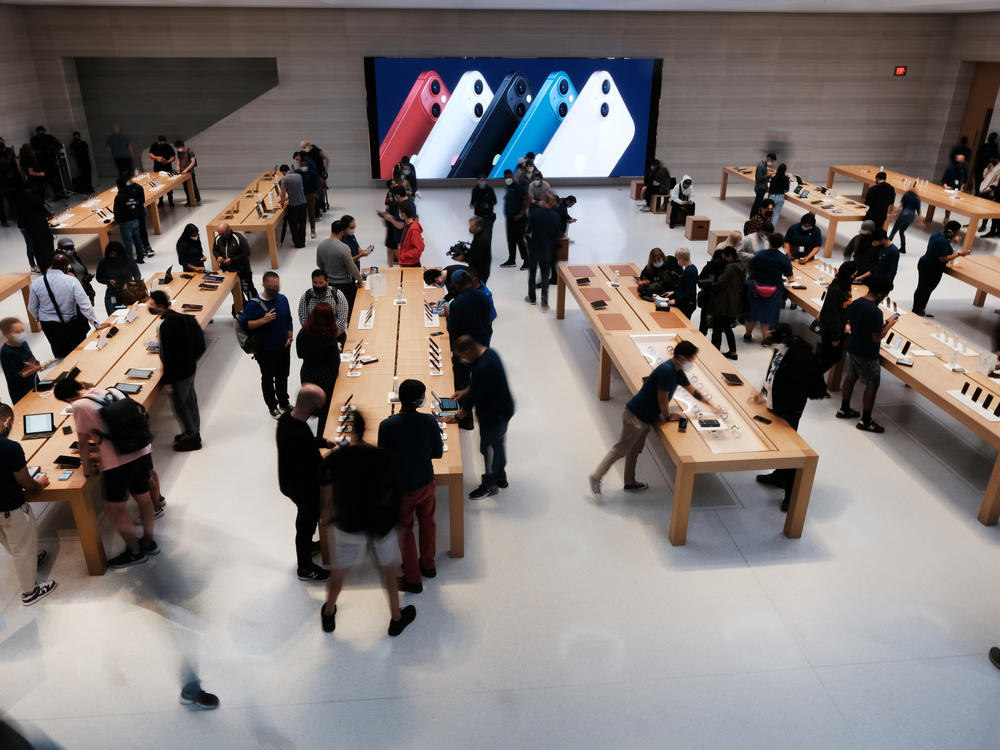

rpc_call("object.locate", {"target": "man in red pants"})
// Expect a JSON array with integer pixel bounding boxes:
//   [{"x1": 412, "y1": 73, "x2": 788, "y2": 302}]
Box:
[{"x1": 378, "y1": 379, "x2": 443, "y2": 593}]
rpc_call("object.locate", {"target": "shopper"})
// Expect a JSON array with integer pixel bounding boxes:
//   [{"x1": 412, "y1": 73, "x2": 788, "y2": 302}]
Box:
[
  {"x1": 751, "y1": 153, "x2": 776, "y2": 218},
  {"x1": 69, "y1": 131, "x2": 94, "y2": 194},
  {"x1": 106, "y1": 122, "x2": 135, "y2": 177},
  {"x1": 400, "y1": 155, "x2": 418, "y2": 194},
  {"x1": 174, "y1": 140, "x2": 200, "y2": 205},
  {"x1": 743, "y1": 232, "x2": 793, "y2": 344},
  {"x1": 148, "y1": 290, "x2": 205, "y2": 451},
  {"x1": 847, "y1": 220, "x2": 878, "y2": 273},
  {"x1": 767, "y1": 163, "x2": 790, "y2": 226},
  {"x1": 56, "y1": 237, "x2": 96, "y2": 305},
  {"x1": 148, "y1": 135, "x2": 176, "y2": 207},
  {"x1": 95, "y1": 241, "x2": 141, "y2": 316},
  {"x1": 295, "y1": 302, "x2": 340, "y2": 437},
  {"x1": 176, "y1": 224, "x2": 207, "y2": 273},
  {"x1": 340, "y1": 214, "x2": 373, "y2": 269},
  {"x1": 978, "y1": 159, "x2": 1000, "y2": 237},
  {"x1": 451, "y1": 335, "x2": 515, "y2": 499},
  {"x1": 113, "y1": 175, "x2": 147, "y2": 263},
  {"x1": 28, "y1": 254, "x2": 106, "y2": 358},
  {"x1": 668, "y1": 175, "x2": 696, "y2": 228},
  {"x1": 856, "y1": 230, "x2": 900, "y2": 285},
  {"x1": 276, "y1": 384, "x2": 331, "y2": 583},
  {"x1": 16, "y1": 184, "x2": 53, "y2": 272},
  {"x1": 528, "y1": 171, "x2": 551, "y2": 204},
  {"x1": 641, "y1": 158, "x2": 672, "y2": 211},
  {"x1": 836, "y1": 275, "x2": 897, "y2": 433},
  {"x1": 213, "y1": 222, "x2": 257, "y2": 302},
  {"x1": 446, "y1": 271, "x2": 492, "y2": 426},
  {"x1": 864, "y1": 171, "x2": 896, "y2": 229},
  {"x1": 278, "y1": 163, "x2": 307, "y2": 248},
  {"x1": 466, "y1": 215, "x2": 492, "y2": 283},
  {"x1": 318, "y1": 412, "x2": 416, "y2": 637},
  {"x1": 0, "y1": 318, "x2": 47, "y2": 404},
  {"x1": 295, "y1": 151, "x2": 320, "y2": 239},
  {"x1": 0, "y1": 403, "x2": 56, "y2": 605},
  {"x1": 238, "y1": 271, "x2": 293, "y2": 418},
  {"x1": 297, "y1": 268, "x2": 348, "y2": 337},
  {"x1": 470, "y1": 173, "x2": 497, "y2": 230},
  {"x1": 397, "y1": 201, "x2": 425, "y2": 267},
  {"x1": 669, "y1": 247, "x2": 698, "y2": 319},
  {"x1": 783, "y1": 212, "x2": 823, "y2": 263},
  {"x1": 752, "y1": 323, "x2": 828, "y2": 511},
  {"x1": 525, "y1": 191, "x2": 561, "y2": 311},
  {"x1": 316, "y1": 221, "x2": 363, "y2": 322},
  {"x1": 378, "y1": 379, "x2": 443, "y2": 594},
  {"x1": 54, "y1": 377, "x2": 158, "y2": 568},
  {"x1": 817, "y1": 261, "x2": 858, "y2": 373},
  {"x1": 745, "y1": 199, "x2": 776, "y2": 236},
  {"x1": 889, "y1": 190, "x2": 920, "y2": 252},
  {"x1": 500, "y1": 168, "x2": 529, "y2": 268},
  {"x1": 710, "y1": 246, "x2": 745, "y2": 360},
  {"x1": 589, "y1": 340, "x2": 717, "y2": 495},
  {"x1": 912, "y1": 221, "x2": 967, "y2": 317}
]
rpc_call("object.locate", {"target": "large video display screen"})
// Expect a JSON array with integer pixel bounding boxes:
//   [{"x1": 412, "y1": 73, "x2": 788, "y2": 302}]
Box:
[{"x1": 364, "y1": 57, "x2": 662, "y2": 180}]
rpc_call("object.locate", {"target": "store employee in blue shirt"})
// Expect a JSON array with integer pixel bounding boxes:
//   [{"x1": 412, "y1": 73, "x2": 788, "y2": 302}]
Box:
[
  {"x1": 589, "y1": 340, "x2": 718, "y2": 496},
  {"x1": 784, "y1": 212, "x2": 823, "y2": 263}
]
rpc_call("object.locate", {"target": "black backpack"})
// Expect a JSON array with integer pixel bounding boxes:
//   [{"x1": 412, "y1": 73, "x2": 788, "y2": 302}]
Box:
[{"x1": 87, "y1": 389, "x2": 151, "y2": 454}]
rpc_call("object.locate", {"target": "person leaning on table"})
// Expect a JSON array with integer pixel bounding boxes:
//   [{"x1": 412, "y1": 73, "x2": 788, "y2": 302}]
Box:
[
  {"x1": 589, "y1": 340, "x2": 720, "y2": 497},
  {"x1": 0, "y1": 402, "x2": 56, "y2": 606},
  {"x1": 784, "y1": 212, "x2": 823, "y2": 264},
  {"x1": 911, "y1": 220, "x2": 967, "y2": 317}
]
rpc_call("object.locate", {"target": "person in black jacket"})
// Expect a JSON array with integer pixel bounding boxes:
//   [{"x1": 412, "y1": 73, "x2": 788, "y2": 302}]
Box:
[
  {"x1": 640, "y1": 158, "x2": 672, "y2": 211},
  {"x1": 864, "y1": 171, "x2": 896, "y2": 228},
  {"x1": 113, "y1": 175, "x2": 147, "y2": 263},
  {"x1": 817, "y1": 261, "x2": 857, "y2": 373},
  {"x1": 95, "y1": 241, "x2": 141, "y2": 315},
  {"x1": 469, "y1": 173, "x2": 497, "y2": 230},
  {"x1": 445, "y1": 270, "x2": 492, "y2": 428},
  {"x1": 276, "y1": 384, "x2": 333, "y2": 584},
  {"x1": 213, "y1": 222, "x2": 257, "y2": 303},
  {"x1": 15, "y1": 184, "x2": 53, "y2": 272},
  {"x1": 525, "y1": 192, "x2": 561, "y2": 311},
  {"x1": 424, "y1": 264, "x2": 470, "y2": 302},
  {"x1": 752, "y1": 323, "x2": 828, "y2": 511},
  {"x1": 148, "y1": 290, "x2": 205, "y2": 451},
  {"x1": 465, "y1": 216, "x2": 492, "y2": 283},
  {"x1": 176, "y1": 224, "x2": 207, "y2": 273}
]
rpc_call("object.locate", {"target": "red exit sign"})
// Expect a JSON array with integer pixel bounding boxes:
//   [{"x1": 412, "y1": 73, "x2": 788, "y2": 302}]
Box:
[{"x1": 894, "y1": 66, "x2": 908, "y2": 77}]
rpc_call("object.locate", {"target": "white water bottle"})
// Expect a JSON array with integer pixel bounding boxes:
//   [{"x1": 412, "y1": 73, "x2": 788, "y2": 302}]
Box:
[
  {"x1": 393, "y1": 375, "x2": 399, "y2": 395},
  {"x1": 614, "y1": 269, "x2": 620, "y2": 285}
]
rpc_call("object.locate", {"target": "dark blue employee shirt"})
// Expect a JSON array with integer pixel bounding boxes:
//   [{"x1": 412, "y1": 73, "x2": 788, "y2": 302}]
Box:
[{"x1": 627, "y1": 361, "x2": 689, "y2": 425}]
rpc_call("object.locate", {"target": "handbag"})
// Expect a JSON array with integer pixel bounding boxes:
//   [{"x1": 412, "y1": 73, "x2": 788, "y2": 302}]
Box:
[
  {"x1": 121, "y1": 279, "x2": 149, "y2": 304},
  {"x1": 752, "y1": 281, "x2": 778, "y2": 298}
]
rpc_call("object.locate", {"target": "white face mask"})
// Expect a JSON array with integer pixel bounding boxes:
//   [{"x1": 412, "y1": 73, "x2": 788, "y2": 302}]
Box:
[
  {"x1": 653, "y1": 261, "x2": 664, "y2": 268},
  {"x1": 478, "y1": 181, "x2": 487, "y2": 188},
  {"x1": 504, "y1": 178, "x2": 513, "y2": 186},
  {"x1": 346, "y1": 229, "x2": 355, "y2": 235},
  {"x1": 458, "y1": 357, "x2": 474, "y2": 366},
  {"x1": 534, "y1": 180, "x2": 541, "y2": 187},
  {"x1": 681, "y1": 359, "x2": 694, "y2": 372},
  {"x1": 12, "y1": 332, "x2": 28, "y2": 344}
]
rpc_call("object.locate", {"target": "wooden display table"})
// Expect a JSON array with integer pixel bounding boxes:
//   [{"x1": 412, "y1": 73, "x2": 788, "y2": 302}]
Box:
[
  {"x1": 0, "y1": 274, "x2": 40, "y2": 332},
  {"x1": 943, "y1": 254, "x2": 1000, "y2": 308},
  {"x1": 826, "y1": 165, "x2": 1000, "y2": 255},
  {"x1": 720, "y1": 166, "x2": 868, "y2": 257},
  {"x1": 206, "y1": 171, "x2": 286, "y2": 270},
  {"x1": 322, "y1": 268, "x2": 466, "y2": 557},
  {"x1": 556, "y1": 262, "x2": 819, "y2": 545},
  {"x1": 17, "y1": 271, "x2": 239, "y2": 575},
  {"x1": 49, "y1": 171, "x2": 194, "y2": 250}
]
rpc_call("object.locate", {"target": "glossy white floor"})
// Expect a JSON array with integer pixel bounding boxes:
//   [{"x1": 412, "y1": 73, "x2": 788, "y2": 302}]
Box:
[{"x1": 2, "y1": 180, "x2": 1000, "y2": 749}]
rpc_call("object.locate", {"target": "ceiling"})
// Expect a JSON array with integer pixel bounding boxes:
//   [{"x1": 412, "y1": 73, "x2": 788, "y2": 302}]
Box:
[{"x1": 4, "y1": 0, "x2": 999, "y2": 11}]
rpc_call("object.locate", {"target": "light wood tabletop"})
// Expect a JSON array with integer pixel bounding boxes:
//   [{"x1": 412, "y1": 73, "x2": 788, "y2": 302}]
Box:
[
  {"x1": 556, "y1": 261, "x2": 818, "y2": 545},
  {"x1": 206, "y1": 170, "x2": 286, "y2": 270},
  {"x1": 0, "y1": 273, "x2": 41, "y2": 332},
  {"x1": 720, "y1": 166, "x2": 868, "y2": 258}
]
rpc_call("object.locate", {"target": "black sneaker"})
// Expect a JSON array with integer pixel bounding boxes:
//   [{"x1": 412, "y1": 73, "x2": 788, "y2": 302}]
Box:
[
  {"x1": 468, "y1": 484, "x2": 498, "y2": 500},
  {"x1": 398, "y1": 577, "x2": 423, "y2": 594},
  {"x1": 835, "y1": 407, "x2": 861, "y2": 419},
  {"x1": 500, "y1": 261, "x2": 516, "y2": 268},
  {"x1": 154, "y1": 504, "x2": 165, "y2": 519},
  {"x1": 21, "y1": 580, "x2": 57, "y2": 606},
  {"x1": 136, "y1": 256, "x2": 145, "y2": 264},
  {"x1": 724, "y1": 352, "x2": 738, "y2": 360},
  {"x1": 146, "y1": 248, "x2": 156, "y2": 258},
  {"x1": 989, "y1": 647, "x2": 1000, "y2": 670},
  {"x1": 519, "y1": 263, "x2": 528, "y2": 270},
  {"x1": 856, "y1": 420, "x2": 885, "y2": 433},
  {"x1": 756, "y1": 472, "x2": 785, "y2": 488},
  {"x1": 496, "y1": 479, "x2": 509, "y2": 489},
  {"x1": 388, "y1": 604, "x2": 416, "y2": 636},
  {"x1": 298, "y1": 565, "x2": 329, "y2": 583},
  {"x1": 139, "y1": 538, "x2": 160, "y2": 556},
  {"x1": 108, "y1": 547, "x2": 147, "y2": 568},
  {"x1": 174, "y1": 437, "x2": 202, "y2": 452},
  {"x1": 623, "y1": 482, "x2": 649, "y2": 492},
  {"x1": 270, "y1": 408, "x2": 283, "y2": 419},
  {"x1": 179, "y1": 688, "x2": 220, "y2": 710},
  {"x1": 743, "y1": 333, "x2": 753, "y2": 342},
  {"x1": 321, "y1": 603, "x2": 337, "y2": 633},
  {"x1": 420, "y1": 565, "x2": 437, "y2": 579}
]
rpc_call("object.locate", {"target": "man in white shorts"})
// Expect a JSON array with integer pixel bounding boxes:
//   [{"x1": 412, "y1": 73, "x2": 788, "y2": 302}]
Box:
[{"x1": 318, "y1": 412, "x2": 416, "y2": 637}]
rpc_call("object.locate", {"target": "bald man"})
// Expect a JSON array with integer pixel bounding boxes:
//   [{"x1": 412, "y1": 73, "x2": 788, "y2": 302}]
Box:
[
  {"x1": 276, "y1": 384, "x2": 334, "y2": 583},
  {"x1": 212, "y1": 221, "x2": 257, "y2": 302}
]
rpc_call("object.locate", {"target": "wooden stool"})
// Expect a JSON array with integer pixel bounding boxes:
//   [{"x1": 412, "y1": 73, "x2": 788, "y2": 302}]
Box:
[
  {"x1": 630, "y1": 179, "x2": 643, "y2": 200},
  {"x1": 707, "y1": 229, "x2": 733, "y2": 253},
  {"x1": 651, "y1": 194, "x2": 670, "y2": 214},
  {"x1": 685, "y1": 215, "x2": 711, "y2": 241}
]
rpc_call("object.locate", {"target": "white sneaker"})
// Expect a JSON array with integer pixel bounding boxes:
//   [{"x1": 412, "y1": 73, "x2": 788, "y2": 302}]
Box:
[{"x1": 22, "y1": 580, "x2": 57, "y2": 606}]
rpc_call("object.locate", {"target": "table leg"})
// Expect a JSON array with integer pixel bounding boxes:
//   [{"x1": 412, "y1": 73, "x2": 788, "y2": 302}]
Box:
[
  {"x1": 826, "y1": 168, "x2": 835, "y2": 190},
  {"x1": 598, "y1": 345, "x2": 612, "y2": 401},
  {"x1": 556, "y1": 276, "x2": 566, "y2": 319},
  {"x1": 447, "y1": 473, "x2": 464, "y2": 558},
  {"x1": 822, "y1": 219, "x2": 838, "y2": 258},
  {"x1": 98, "y1": 228, "x2": 109, "y2": 251},
  {"x1": 974, "y1": 290, "x2": 987, "y2": 307},
  {"x1": 783, "y1": 454, "x2": 818, "y2": 539},
  {"x1": 267, "y1": 226, "x2": 279, "y2": 269},
  {"x1": 962, "y1": 222, "x2": 977, "y2": 254},
  {"x1": 925, "y1": 205, "x2": 936, "y2": 224},
  {"x1": 21, "y1": 285, "x2": 40, "y2": 332},
  {"x1": 207, "y1": 227, "x2": 219, "y2": 271},
  {"x1": 71, "y1": 479, "x2": 108, "y2": 575},
  {"x1": 148, "y1": 203, "x2": 162, "y2": 235},
  {"x1": 860, "y1": 183, "x2": 870, "y2": 200},
  {"x1": 668, "y1": 462, "x2": 696, "y2": 546},
  {"x1": 719, "y1": 171, "x2": 729, "y2": 200}
]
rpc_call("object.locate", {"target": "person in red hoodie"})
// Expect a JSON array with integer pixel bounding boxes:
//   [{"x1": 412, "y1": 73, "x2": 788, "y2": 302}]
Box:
[{"x1": 397, "y1": 202, "x2": 424, "y2": 267}]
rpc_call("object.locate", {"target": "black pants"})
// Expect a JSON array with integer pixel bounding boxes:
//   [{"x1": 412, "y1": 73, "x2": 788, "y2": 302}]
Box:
[
  {"x1": 113, "y1": 157, "x2": 133, "y2": 178},
  {"x1": 237, "y1": 269, "x2": 258, "y2": 303},
  {"x1": 912, "y1": 258, "x2": 943, "y2": 315},
  {"x1": 711, "y1": 315, "x2": 736, "y2": 353},
  {"x1": 453, "y1": 353, "x2": 470, "y2": 393},
  {"x1": 505, "y1": 217, "x2": 527, "y2": 264},
  {"x1": 41, "y1": 316, "x2": 90, "y2": 359},
  {"x1": 288, "y1": 489, "x2": 320, "y2": 571},
  {"x1": 187, "y1": 173, "x2": 201, "y2": 203},
  {"x1": 750, "y1": 188, "x2": 766, "y2": 219},
  {"x1": 287, "y1": 203, "x2": 307, "y2": 248},
  {"x1": 677, "y1": 301, "x2": 697, "y2": 320},
  {"x1": 772, "y1": 409, "x2": 803, "y2": 502},
  {"x1": 76, "y1": 162, "x2": 94, "y2": 193},
  {"x1": 471, "y1": 258, "x2": 491, "y2": 284},
  {"x1": 335, "y1": 282, "x2": 358, "y2": 326},
  {"x1": 0, "y1": 189, "x2": 15, "y2": 224},
  {"x1": 254, "y1": 346, "x2": 290, "y2": 411},
  {"x1": 669, "y1": 201, "x2": 695, "y2": 228},
  {"x1": 300, "y1": 366, "x2": 337, "y2": 437},
  {"x1": 527, "y1": 246, "x2": 552, "y2": 303},
  {"x1": 27, "y1": 226, "x2": 54, "y2": 270},
  {"x1": 819, "y1": 334, "x2": 844, "y2": 373},
  {"x1": 138, "y1": 213, "x2": 151, "y2": 256}
]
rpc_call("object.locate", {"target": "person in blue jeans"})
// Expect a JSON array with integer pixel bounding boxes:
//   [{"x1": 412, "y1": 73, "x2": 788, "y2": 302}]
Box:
[
  {"x1": 112, "y1": 175, "x2": 146, "y2": 263},
  {"x1": 451, "y1": 335, "x2": 514, "y2": 500},
  {"x1": 888, "y1": 189, "x2": 920, "y2": 253}
]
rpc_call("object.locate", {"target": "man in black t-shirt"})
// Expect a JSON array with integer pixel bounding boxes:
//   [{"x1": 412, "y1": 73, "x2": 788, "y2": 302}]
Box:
[
  {"x1": 29, "y1": 126, "x2": 63, "y2": 199},
  {"x1": 0, "y1": 402, "x2": 56, "y2": 606},
  {"x1": 318, "y1": 412, "x2": 416, "y2": 637},
  {"x1": 148, "y1": 135, "x2": 176, "y2": 207},
  {"x1": 864, "y1": 172, "x2": 896, "y2": 229},
  {"x1": 69, "y1": 131, "x2": 94, "y2": 194}
]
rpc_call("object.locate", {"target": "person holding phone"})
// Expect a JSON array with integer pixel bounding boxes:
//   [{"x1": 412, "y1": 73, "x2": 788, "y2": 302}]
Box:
[
  {"x1": 238, "y1": 271, "x2": 294, "y2": 419},
  {"x1": 836, "y1": 275, "x2": 897, "y2": 433},
  {"x1": 396, "y1": 201, "x2": 425, "y2": 268},
  {"x1": 96, "y1": 241, "x2": 141, "y2": 316},
  {"x1": 817, "y1": 261, "x2": 858, "y2": 373},
  {"x1": 278, "y1": 163, "x2": 308, "y2": 248},
  {"x1": 0, "y1": 402, "x2": 56, "y2": 605},
  {"x1": 912, "y1": 221, "x2": 968, "y2": 317},
  {"x1": 589, "y1": 340, "x2": 717, "y2": 497},
  {"x1": 339, "y1": 214, "x2": 373, "y2": 270},
  {"x1": 0, "y1": 317, "x2": 52, "y2": 404},
  {"x1": 316, "y1": 221, "x2": 364, "y2": 323}
]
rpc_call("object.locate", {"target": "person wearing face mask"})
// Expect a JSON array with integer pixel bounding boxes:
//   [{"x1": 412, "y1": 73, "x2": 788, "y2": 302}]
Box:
[
  {"x1": 339, "y1": 214, "x2": 373, "y2": 270},
  {"x1": 500, "y1": 168, "x2": 529, "y2": 269},
  {"x1": 751, "y1": 323, "x2": 827, "y2": 511},
  {"x1": 298, "y1": 269, "x2": 348, "y2": 337},
  {"x1": 668, "y1": 247, "x2": 699, "y2": 319},
  {"x1": 318, "y1": 220, "x2": 364, "y2": 322},
  {"x1": 294, "y1": 151, "x2": 320, "y2": 239},
  {"x1": 528, "y1": 171, "x2": 550, "y2": 205},
  {"x1": 470, "y1": 173, "x2": 497, "y2": 230},
  {"x1": 589, "y1": 340, "x2": 717, "y2": 496},
  {"x1": 95, "y1": 241, "x2": 141, "y2": 315},
  {"x1": 238, "y1": 271, "x2": 294, "y2": 419},
  {"x1": 0, "y1": 317, "x2": 51, "y2": 404},
  {"x1": 744, "y1": 232, "x2": 793, "y2": 344},
  {"x1": 738, "y1": 221, "x2": 773, "y2": 265},
  {"x1": 525, "y1": 192, "x2": 561, "y2": 312},
  {"x1": 637, "y1": 247, "x2": 669, "y2": 291},
  {"x1": 912, "y1": 220, "x2": 968, "y2": 317},
  {"x1": 422, "y1": 264, "x2": 469, "y2": 302},
  {"x1": 213, "y1": 222, "x2": 257, "y2": 303},
  {"x1": 751, "y1": 153, "x2": 776, "y2": 219},
  {"x1": 0, "y1": 401, "x2": 55, "y2": 606},
  {"x1": 378, "y1": 379, "x2": 443, "y2": 594},
  {"x1": 377, "y1": 184, "x2": 412, "y2": 266},
  {"x1": 710, "y1": 247, "x2": 746, "y2": 360},
  {"x1": 295, "y1": 302, "x2": 341, "y2": 437},
  {"x1": 465, "y1": 215, "x2": 492, "y2": 283},
  {"x1": 278, "y1": 163, "x2": 308, "y2": 248},
  {"x1": 745, "y1": 198, "x2": 776, "y2": 236},
  {"x1": 817, "y1": 260, "x2": 858, "y2": 374},
  {"x1": 400, "y1": 155, "x2": 418, "y2": 196},
  {"x1": 836, "y1": 275, "x2": 897, "y2": 433},
  {"x1": 176, "y1": 223, "x2": 207, "y2": 273},
  {"x1": 396, "y1": 202, "x2": 425, "y2": 268},
  {"x1": 668, "y1": 175, "x2": 696, "y2": 228},
  {"x1": 783, "y1": 212, "x2": 823, "y2": 264},
  {"x1": 112, "y1": 175, "x2": 147, "y2": 263},
  {"x1": 276, "y1": 384, "x2": 334, "y2": 584},
  {"x1": 148, "y1": 290, "x2": 205, "y2": 452},
  {"x1": 451, "y1": 336, "x2": 514, "y2": 500}
]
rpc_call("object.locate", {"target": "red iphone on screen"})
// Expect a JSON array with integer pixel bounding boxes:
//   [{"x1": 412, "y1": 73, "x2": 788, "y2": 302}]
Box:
[{"x1": 379, "y1": 71, "x2": 450, "y2": 178}]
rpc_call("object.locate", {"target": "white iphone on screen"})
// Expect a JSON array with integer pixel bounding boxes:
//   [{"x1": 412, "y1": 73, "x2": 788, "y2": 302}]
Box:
[{"x1": 413, "y1": 71, "x2": 494, "y2": 178}]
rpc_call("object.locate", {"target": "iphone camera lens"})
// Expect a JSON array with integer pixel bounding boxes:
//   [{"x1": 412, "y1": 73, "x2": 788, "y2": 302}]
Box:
[
  {"x1": 430, "y1": 80, "x2": 441, "y2": 95},
  {"x1": 474, "y1": 103, "x2": 484, "y2": 118},
  {"x1": 601, "y1": 79, "x2": 611, "y2": 94},
  {"x1": 558, "y1": 102, "x2": 568, "y2": 117},
  {"x1": 474, "y1": 79, "x2": 483, "y2": 95},
  {"x1": 559, "y1": 79, "x2": 569, "y2": 95},
  {"x1": 515, "y1": 102, "x2": 526, "y2": 118},
  {"x1": 600, "y1": 102, "x2": 609, "y2": 117},
  {"x1": 515, "y1": 80, "x2": 526, "y2": 95},
  {"x1": 431, "y1": 103, "x2": 441, "y2": 117}
]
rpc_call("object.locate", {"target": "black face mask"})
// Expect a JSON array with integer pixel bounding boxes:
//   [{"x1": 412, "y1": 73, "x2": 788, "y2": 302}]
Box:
[{"x1": 312, "y1": 286, "x2": 327, "y2": 297}]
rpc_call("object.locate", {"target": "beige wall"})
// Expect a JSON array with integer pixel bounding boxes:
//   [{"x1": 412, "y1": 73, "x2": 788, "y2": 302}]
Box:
[
  {"x1": 1, "y1": 4, "x2": 986, "y2": 188},
  {"x1": 0, "y1": 5, "x2": 45, "y2": 151}
]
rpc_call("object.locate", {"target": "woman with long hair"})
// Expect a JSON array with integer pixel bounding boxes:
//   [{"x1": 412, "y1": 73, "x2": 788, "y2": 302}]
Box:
[
  {"x1": 95, "y1": 241, "x2": 141, "y2": 315},
  {"x1": 175, "y1": 223, "x2": 207, "y2": 272},
  {"x1": 295, "y1": 302, "x2": 340, "y2": 436},
  {"x1": 768, "y1": 163, "x2": 790, "y2": 226},
  {"x1": 817, "y1": 261, "x2": 858, "y2": 373}
]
